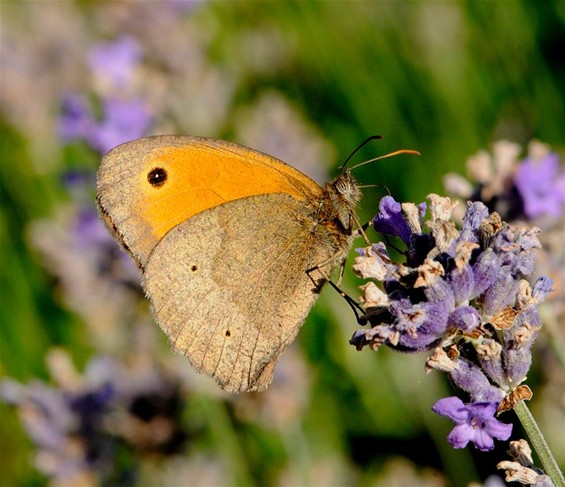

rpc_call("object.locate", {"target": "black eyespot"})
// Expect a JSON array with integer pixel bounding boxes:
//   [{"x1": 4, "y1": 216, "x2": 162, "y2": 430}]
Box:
[
  {"x1": 147, "y1": 167, "x2": 167, "y2": 187},
  {"x1": 225, "y1": 330, "x2": 231, "y2": 337},
  {"x1": 190, "y1": 265, "x2": 198, "y2": 272}
]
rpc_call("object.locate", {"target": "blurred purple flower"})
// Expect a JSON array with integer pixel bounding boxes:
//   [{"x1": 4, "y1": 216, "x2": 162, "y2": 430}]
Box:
[
  {"x1": 58, "y1": 92, "x2": 95, "y2": 142},
  {"x1": 58, "y1": 36, "x2": 151, "y2": 154},
  {"x1": 74, "y1": 207, "x2": 117, "y2": 248},
  {"x1": 59, "y1": 168, "x2": 130, "y2": 261},
  {"x1": 432, "y1": 397, "x2": 512, "y2": 451},
  {"x1": 61, "y1": 169, "x2": 95, "y2": 190},
  {"x1": 89, "y1": 98, "x2": 152, "y2": 154},
  {"x1": 71, "y1": 206, "x2": 141, "y2": 290},
  {"x1": 58, "y1": 94, "x2": 152, "y2": 154},
  {"x1": 87, "y1": 36, "x2": 142, "y2": 88},
  {"x1": 514, "y1": 152, "x2": 565, "y2": 219},
  {"x1": 445, "y1": 140, "x2": 565, "y2": 229},
  {"x1": 0, "y1": 356, "x2": 120, "y2": 481},
  {"x1": 1, "y1": 351, "x2": 190, "y2": 482}
]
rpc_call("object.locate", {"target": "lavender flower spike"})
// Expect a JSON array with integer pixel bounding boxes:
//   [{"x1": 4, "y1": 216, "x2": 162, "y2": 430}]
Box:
[{"x1": 432, "y1": 397, "x2": 512, "y2": 451}]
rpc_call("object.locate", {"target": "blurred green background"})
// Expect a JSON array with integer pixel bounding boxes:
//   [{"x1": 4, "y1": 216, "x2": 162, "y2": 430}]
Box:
[{"x1": 1, "y1": 1, "x2": 564, "y2": 486}]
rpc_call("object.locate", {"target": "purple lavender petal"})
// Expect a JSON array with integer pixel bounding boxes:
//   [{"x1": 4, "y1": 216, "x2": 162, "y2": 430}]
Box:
[
  {"x1": 483, "y1": 416, "x2": 513, "y2": 443},
  {"x1": 448, "y1": 423, "x2": 477, "y2": 449},
  {"x1": 373, "y1": 196, "x2": 413, "y2": 244},
  {"x1": 469, "y1": 426, "x2": 497, "y2": 451},
  {"x1": 532, "y1": 276, "x2": 554, "y2": 302},
  {"x1": 432, "y1": 396, "x2": 467, "y2": 421},
  {"x1": 433, "y1": 399, "x2": 512, "y2": 451}
]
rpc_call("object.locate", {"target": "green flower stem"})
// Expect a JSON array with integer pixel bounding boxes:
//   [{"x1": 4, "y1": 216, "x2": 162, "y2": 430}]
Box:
[{"x1": 514, "y1": 401, "x2": 565, "y2": 487}]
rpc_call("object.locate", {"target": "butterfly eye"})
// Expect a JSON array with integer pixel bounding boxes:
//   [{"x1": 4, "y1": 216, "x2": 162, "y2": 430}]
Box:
[{"x1": 147, "y1": 167, "x2": 168, "y2": 187}]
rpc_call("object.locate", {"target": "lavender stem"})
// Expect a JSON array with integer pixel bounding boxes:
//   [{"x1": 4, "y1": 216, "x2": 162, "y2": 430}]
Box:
[{"x1": 514, "y1": 400, "x2": 565, "y2": 487}]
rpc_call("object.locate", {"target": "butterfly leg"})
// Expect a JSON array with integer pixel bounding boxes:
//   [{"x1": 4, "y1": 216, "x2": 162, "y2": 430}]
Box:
[
  {"x1": 306, "y1": 255, "x2": 366, "y2": 324},
  {"x1": 305, "y1": 214, "x2": 375, "y2": 324},
  {"x1": 351, "y1": 212, "x2": 372, "y2": 244}
]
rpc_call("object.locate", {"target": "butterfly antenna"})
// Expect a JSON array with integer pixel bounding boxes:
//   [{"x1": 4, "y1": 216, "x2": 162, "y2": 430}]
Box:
[
  {"x1": 338, "y1": 135, "x2": 382, "y2": 176},
  {"x1": 350, "y1": 149, "x2": 420, "y2": 171}
]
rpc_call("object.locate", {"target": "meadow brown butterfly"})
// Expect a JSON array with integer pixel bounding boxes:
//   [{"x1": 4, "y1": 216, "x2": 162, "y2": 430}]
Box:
[{"x1": 97, "y1": 135, "x2": 361, "y2": 392}]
